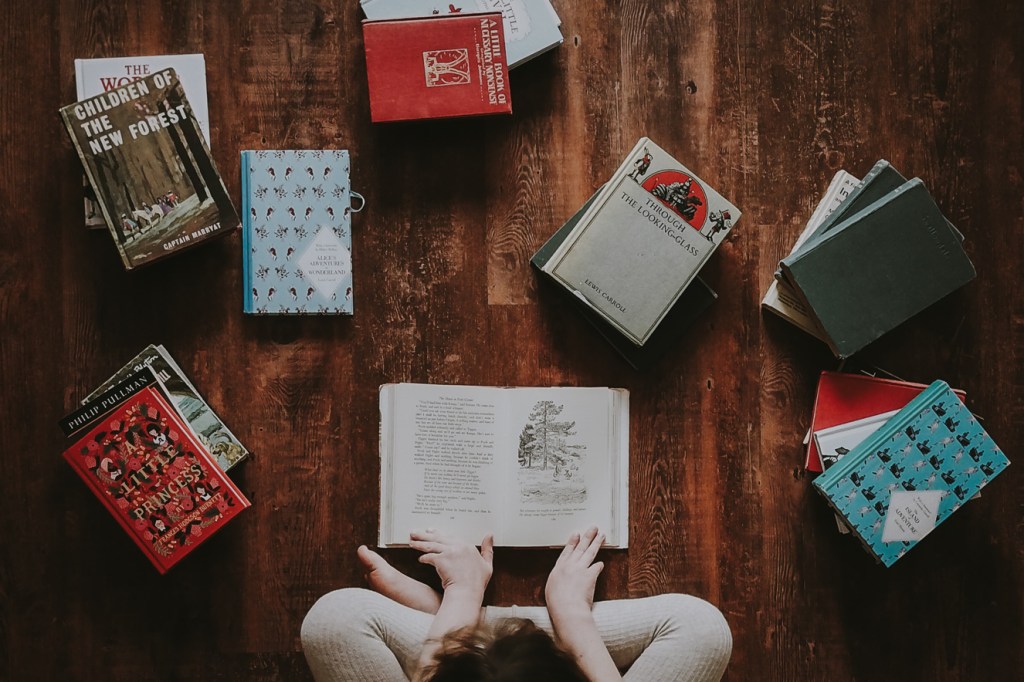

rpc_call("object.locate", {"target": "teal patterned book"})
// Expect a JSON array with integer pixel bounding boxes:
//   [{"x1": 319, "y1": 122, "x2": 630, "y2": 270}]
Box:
[
  {"x1": 241, "y1": 150, "x2": 354, "y2": 315},
  {"x1": 813, "y1": 381, "x2": 1010, "y2": 567}
]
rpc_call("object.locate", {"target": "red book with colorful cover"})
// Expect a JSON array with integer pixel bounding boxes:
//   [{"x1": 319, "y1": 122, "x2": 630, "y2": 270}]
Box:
[
  {"x1": 805, "y1": 371, "x2": 966, "y2": 473},
  {"x1": 363, "y1": 12, "x2": 512, "y2": 122},
  {"x1": 60, "y1": 369, "x2": 250, "y2": 574}
]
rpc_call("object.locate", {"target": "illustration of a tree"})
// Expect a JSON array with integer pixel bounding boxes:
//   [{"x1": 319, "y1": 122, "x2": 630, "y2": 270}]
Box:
[{"x1": 518, "y1": 401, "x2": 583, "y2": 476}]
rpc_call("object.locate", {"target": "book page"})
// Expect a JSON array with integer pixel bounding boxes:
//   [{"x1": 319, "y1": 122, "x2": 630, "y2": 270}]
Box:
[
  {"x1": 499, "y1": 387, "x2": 622, "y2": 546},
  {"x1": 381, "y1": 384, "x2": 504, "y2": 545}
]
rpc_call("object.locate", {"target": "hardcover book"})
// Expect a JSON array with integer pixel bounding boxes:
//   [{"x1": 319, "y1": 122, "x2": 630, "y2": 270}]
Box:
[
  {"x1": 805, "y1": 371, "x2": 966, "y2": 473},
  {"x1": 83, "y1": 344, "x2": 250, "y2": 471},
  {"x1": 60, "y1": 369, "x2": 250, "y2": 574},
  {"x1": 379, "y1": 383, "x2": 629, "y2": 547},
  {"x1": 533, "y1": 190, "x2": 717, "y2": 369},
  {"x1": 779, "y1": 179, "x2": 976, "y2": 358},
  {"x1": 59, "y1": 68, "x2": 239, "y2": 269},
  {"x1": 813, "y1": 381, "x2": 1010, "y2": 567},
  {"x1": 75, "y1": 54, "x2": 210, "y2": 229},
  {"x1": 814, "y1": 410, "x2": 899, "y2": 472},
  {"x1": 241, "y1": 150, "x2": 355, "y2": 314},
  {"x1": 360, "y1": 0, "x2": 563, "y2": 68},
  {"x1": 537, "y1": 137, "x2": 740, "y2": 347},
  {"x1": 363, "y1": 12, "x2": 512, "y2": 122}
]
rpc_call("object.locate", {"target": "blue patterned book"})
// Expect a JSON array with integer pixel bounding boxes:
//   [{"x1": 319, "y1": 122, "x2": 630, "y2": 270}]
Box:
[
  {"x1": 241, "y1": 150, "x2": 354, "y2": 315},
  {"x1": 813, "y1": 380, "x2": 1010, "y2": 567}
]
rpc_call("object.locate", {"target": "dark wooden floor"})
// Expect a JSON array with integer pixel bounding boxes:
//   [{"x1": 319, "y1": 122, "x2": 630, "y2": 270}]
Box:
[{"x1": 1, "y1": 1, "x2": 1021, "y2": 680}]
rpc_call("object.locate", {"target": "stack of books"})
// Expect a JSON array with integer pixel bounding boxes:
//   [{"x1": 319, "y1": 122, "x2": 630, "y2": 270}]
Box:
[
  {"x1": 809, "y1": 375, "x2": 1009, "y2": 566},
  {"x1": 532, "y1": 137, "x2": 740, "y2": 369},
  {"x1": 764, "y1": 161, "x2": 976, "y2": 358}
]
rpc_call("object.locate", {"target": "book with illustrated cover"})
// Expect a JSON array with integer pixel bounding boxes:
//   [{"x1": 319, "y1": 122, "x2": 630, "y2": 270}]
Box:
[
  {"x1": 537, "y1": 137, "x2": 740, "y2": 348},
  {"x1": 363, "y1": 12, "x2": 512, "y2": 122},
  {"x1": 83, "y1": 345, "x2": 249, "y2": 471},
  {"x1": 360, "y1": 0, "x2": 563, "y2": 68},
  {"x1": 75, "y1": 54, "x2": 210, "y2": 229},
  {"x1": 779, "y1": 179, "x2": 975, "y2": 358},
  {"x1": 241, "y1": 150, "x2": 355, "y2": 314},
  {"x1": 60, "y1": 369, "x2": 250, "y2": 574},
  {"x1": 813, "y1": 381, "x2": 1010, "y2": 567},
  {"x1": 59, "y1": 68, "x2": 239, "y2": 269},
  {"x1": 533, "y1": 189, "x2": 717, "y2": 369},
  {"x1": 379, "y1": 383, "x2": 629, "y2": 547},
  {"x1": 805, "y1": 371, "x2": 967, "y2": 472}
]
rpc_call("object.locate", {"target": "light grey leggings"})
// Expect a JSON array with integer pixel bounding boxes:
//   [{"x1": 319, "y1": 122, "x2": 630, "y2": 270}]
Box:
[{"x1": 301, "y1": 588, "x2": 732, "y2": 681}]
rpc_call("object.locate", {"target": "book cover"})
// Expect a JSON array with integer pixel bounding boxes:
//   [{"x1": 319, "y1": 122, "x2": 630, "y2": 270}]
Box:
[
  {"x1": 379, "y1": 383, "x2": 629, "y2": 548},
  {"x1": 75, "y1": 54, "x2": 210, "y2": 229},
  {"x1": 363, "y1": 12, "x2": 512, "y2": 122},
  {"x1": 360, "y1": 0, "x2": 563, "y2": 68},
  {"x1": 82, "y1": 345, "x2": 250, "y2": 471},
  {"x1": 814, "y1": 410, "x2": 899, "y2": 472},
  {"x1": 805, "y1": 371, "x2": 967, "y2": 473},
  {"x1": 540, "y1": 137, "x2": 740, "y2": 347},
  {"x1": 61, "y1": 370, "x2": 250, "y2": 574},
  {"x1": 241, "y1": 150, "x2": 355, "y2": 314},
  {"x1": 59, "y1": 68, "x2": 239, "y2": 269},
  {"x1": 813, "y1": 381, "x2": 1010, "y2": 567},
  {"x1": 780, "y1": 179, "x2": 976, "y2": 358},
  {"x1": 534, "y1": 190, "x2": 717, "y2": 369}
]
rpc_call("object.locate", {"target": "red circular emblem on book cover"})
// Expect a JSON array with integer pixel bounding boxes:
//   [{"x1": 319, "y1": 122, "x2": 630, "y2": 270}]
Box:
[{"x1": 642, "y1": 171, "x2": 708, "y2": 229}]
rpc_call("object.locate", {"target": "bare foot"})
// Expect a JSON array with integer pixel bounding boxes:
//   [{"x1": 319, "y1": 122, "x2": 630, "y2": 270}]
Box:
[{"x1": 358, "y1": 545, "x2": 442, "y2": 614}]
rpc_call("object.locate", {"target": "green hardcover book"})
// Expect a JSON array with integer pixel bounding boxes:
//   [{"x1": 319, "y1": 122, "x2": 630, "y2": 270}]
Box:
[
  {"x1": 779, "y1": 179, "x2": 976, "y2": 358},
  {"x1": 533, "y1": 191, "x2": 717, "y2": 370}
]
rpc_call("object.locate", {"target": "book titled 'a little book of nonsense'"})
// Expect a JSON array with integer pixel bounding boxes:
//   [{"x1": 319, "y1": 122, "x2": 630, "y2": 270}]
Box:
[
  {"x1": 59, "y1": 68, "x2": 239, "y2": 269},
  {"x1": 379, "y1": 383, "x2": 629, "y2": 548},
  {"x1": 60, "y1": 369, "x2": 250, "y2": 574},
  {"x1": 813, "y1": 381, "x2": 1009, "y2": 567},
  {"x1": 363, "y1": 12, "x2": 512, "y2": 122},
  {"x1": 241, "y1": 150, "x2": 355, "y2": 314},
  {"x1": 536, "y1": 137, "x2": 740, "y2": 348}
]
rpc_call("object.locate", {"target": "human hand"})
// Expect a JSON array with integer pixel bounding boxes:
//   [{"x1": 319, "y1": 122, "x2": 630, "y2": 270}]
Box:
[
  {"x1": 409, "y1": 530, "x2": 494, "y2": 597},
  {"x1": 545, "y1": 526, "x2": 605, "y2": 621}
]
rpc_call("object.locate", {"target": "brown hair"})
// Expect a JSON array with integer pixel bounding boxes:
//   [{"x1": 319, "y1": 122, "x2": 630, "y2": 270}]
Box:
[{"x1": 423, "y1": 618, "x2": 588, "y2": 682}]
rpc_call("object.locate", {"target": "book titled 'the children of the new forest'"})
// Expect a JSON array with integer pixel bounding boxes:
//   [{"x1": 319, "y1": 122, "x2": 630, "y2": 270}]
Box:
[
  {"x1": 60, "y1": 369, "x2": 250, "y2": 574},
  {"x1": 59, "y1": 68, "x2": 239, "y2": 269}
]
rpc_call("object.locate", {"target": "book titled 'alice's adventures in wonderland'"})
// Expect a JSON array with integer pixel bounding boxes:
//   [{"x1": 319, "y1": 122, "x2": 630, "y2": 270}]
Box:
[
  {"x1": 60, "y1": 369, "x2": 250, "y2": 574},
  {"x1": 241, "y1": 150, "x2": 356, "y2": 315},
  {"x1": 813, "y1": 381, "x2": 1010, "y2": 567},
  {"x1": 59, "y1": 68, "x2": 239, "y2": 269}
]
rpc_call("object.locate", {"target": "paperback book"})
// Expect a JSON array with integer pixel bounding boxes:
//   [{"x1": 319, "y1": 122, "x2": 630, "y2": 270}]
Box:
[
  {"x1": 536, "y1": 137, "x2": 740, "y2": 348},
  {"x1": 60, "y1": 369, "x2": 250, "y2": 574},
  {"x1": 379, "y1": 383, "x2": 629, "y2": 547},
  {"x1": 813, "y1": 381, "x2": 1009, "y2": 567},
  {"x1": 363, "y1": 12, "x2": 512, "y2": 122},
  {"x1": 83, "y1": 344, "x2": 250, "y2": 471},
  {"x1": 360, "y1": 0, "x2": 563, "y2": 68},
  {"x1": 75, "y1": 54, "x2": 210, "y2": 229},
  {"x1": 241, "y1": 150, "x2": 355, "y2": 314},
  {"x1": 59, "y1": 68, "x2": 239, "y2": 269}
]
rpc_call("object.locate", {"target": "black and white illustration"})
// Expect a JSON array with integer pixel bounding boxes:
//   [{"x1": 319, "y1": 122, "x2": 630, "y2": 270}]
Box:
[{"x1": 517, "y1": 400, "x2": 588, "y2": 505}]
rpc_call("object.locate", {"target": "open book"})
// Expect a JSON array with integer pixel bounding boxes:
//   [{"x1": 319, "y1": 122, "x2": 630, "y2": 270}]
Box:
[{"x1": 379, "y1": 384, "x2": 629, "y2": 547}]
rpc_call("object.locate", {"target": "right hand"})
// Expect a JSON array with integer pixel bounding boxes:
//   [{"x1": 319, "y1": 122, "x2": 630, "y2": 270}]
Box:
[
  {"x1": 545, "y1": 526, "x2": 605, "y2": 619},
  {"x1": 409, "y1": 529, "x2": 494, "y2": 595}
]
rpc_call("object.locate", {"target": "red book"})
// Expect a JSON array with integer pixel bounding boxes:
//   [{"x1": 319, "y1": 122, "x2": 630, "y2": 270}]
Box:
[
  {"x1": 61, "y1": 371, "x2": 250, "y2": 574},
  {"x1": 363, "y1": 12, "x2": 512, "y2": 122},
  {"x1": 805, "y1": 371, "x2": 966, "y2": 473}
]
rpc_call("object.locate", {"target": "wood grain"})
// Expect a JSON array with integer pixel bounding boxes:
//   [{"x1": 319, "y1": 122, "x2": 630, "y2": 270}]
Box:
[{"x1": 1, "y1": 0, "x2": 1021, "y2": 679}]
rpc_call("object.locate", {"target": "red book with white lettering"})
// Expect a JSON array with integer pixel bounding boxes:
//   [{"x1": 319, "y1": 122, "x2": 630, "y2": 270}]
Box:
[
  {"x1": 363, "y1": 12, "x2": 512, "y2": 122},
  {"x1": 60, "y1": 369, "x2": 250, "y2": 574}
]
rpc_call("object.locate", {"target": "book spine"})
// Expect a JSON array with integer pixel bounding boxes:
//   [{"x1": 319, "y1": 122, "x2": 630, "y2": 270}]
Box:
[
  {"x1": 240, "y1": 151, "x2": 252, "y2": 313},
  {"x1": 814, "y1": 381, "x2": 949, "y2": 492}
]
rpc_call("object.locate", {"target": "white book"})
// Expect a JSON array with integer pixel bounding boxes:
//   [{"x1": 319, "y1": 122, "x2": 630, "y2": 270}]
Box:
[
  {"x1": 379, "y1": 383, "x2": 629, "y2": 547},
  {"x1": 360, "y1": 0, "x2": 563, "y2": 68},
  {"x1": 74, "y1": 54, "x2": 209, "y2": 228},
  {"x1": 761, "y1": 170, "x2": 859, "y2": 339}
]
